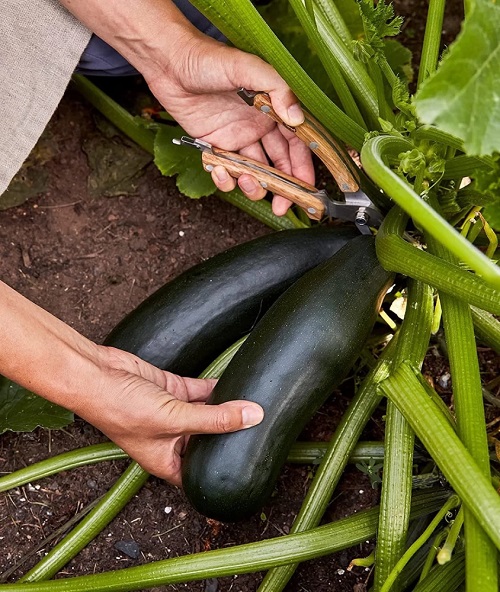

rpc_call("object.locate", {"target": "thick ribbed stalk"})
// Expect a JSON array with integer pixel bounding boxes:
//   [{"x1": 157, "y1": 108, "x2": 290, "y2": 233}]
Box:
[
  {"x1": 314, "y1": 0, "x2": 353, "y2": 46},
  {"x1": 0, "y1": 491, "x2": 451, "y2": 592},
  {"x1": 417, "y1": 0, "x2": 446, "y2": 88},
  {"x1": 374, "y1": 280, "x2": 434, "y2": 592},
  {"x1": 71, "y1": 75, "x2": 155, "y2": 154},
  {"x1": 19, "y1": 462, "x2": 149, "y2": 582},
  {"x1": 190, "y1": 0, "x2": 366, "y2": 150},
  {"x1": 375, "y1": 233, "x2": 500, "y2": 315},
  {"x1": 289, "y1": 0, "x2": 366, "y2": 128},
  {"x1": 313, "y1": 6, "x2": 380, "y2": 125},
  {"x1": 0, "y1": 444, "x2": 128, "y2": 492},
  {"x1": 471, "y1": 306, "x2": 500, "y2": 354},
  {"x1": 381, "y1": 363, "x2": 500, "y2": 550},
  {"x1": 427, "y1": 235, "x2": 497, "y2": 592},
  {"x1": 0, "y1": 441, "x2": 387, "y2": 493},
  {"x1": 361, "y1": 136, "x2": 500, "y2": 287}
]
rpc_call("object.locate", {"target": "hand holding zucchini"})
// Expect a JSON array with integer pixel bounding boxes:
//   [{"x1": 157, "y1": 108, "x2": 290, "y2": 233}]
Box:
[
  {"x1": 182, "y1": 235, "x2": 394, "y2": 521},
  {"x1": 104, "y1": 226, "x2": 357, "y2": 376}
]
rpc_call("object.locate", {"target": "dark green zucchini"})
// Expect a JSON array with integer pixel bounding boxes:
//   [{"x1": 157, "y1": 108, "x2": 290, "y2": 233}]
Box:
[
  {"x1": 182, "y1": 235, "x2": 394, "y2": 521},
  {"x1": 104, "y1": 226, "x2": 357, "y2": 376}
]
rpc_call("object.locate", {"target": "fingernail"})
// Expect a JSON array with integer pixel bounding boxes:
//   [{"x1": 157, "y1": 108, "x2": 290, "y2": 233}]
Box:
[
  {"x1": 287, "y1": 103, "x2": 304, "y2": 126},
  {"x1": 239, "y1": 177, "x2": 257, "y2": 194},
  {"x1": 215, "y1": 167, "x2": 229, "y2": 183},
  {"x1": 242, "y1": 405, "x2": 264, "y2": 427}
]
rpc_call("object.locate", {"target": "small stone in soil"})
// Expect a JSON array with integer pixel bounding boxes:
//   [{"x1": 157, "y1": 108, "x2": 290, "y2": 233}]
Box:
[
  {"x1": 114, "y1": 540, "x2": 141, "y2": 559},
  {"x1": 204, "y1": 578, "x2": 219, "y2": 592}
]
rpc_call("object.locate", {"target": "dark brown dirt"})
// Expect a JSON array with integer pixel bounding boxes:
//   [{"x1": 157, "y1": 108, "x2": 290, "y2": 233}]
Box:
[{"x1": 0, "y1": 2, "x2": 492, "y2": 591}]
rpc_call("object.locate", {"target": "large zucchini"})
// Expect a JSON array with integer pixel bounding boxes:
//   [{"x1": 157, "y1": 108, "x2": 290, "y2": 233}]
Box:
[
  {"x1": 182, "y1": 235, "x2": 393, "y2": 521},
  {"x1": 104, "y1": 226, "x2": 356, "y2": 376}
]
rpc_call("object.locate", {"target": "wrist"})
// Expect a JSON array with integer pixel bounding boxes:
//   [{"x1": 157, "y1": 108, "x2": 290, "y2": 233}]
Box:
[{"x1": 59, "y1": 0, "x2": 209, "y2": 82}]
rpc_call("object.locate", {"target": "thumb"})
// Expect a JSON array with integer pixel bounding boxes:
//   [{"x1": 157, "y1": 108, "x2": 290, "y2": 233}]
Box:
[
  {"x1": 167, "y1": 399, "x2": 264, "y2": 435},
  {"x1": 227, "y1": 51, "x2": 305, "y2": 127}
]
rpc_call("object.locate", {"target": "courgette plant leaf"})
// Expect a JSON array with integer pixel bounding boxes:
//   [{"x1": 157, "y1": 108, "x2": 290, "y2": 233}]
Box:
[
  {"x1": 0, "y1": 376, "x2": 73, "y2": 434},
  {"x1": 414, "y1": 0, "x2": 500, "y2": 156},
  {"x1": 154, "y1": 125, "x2": 216, "y2": 199}
]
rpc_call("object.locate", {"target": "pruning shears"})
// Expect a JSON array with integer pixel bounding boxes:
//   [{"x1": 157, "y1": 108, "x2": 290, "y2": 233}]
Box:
[{"x1": 173, "y1": 88, "x2": 383, "y2": 234}]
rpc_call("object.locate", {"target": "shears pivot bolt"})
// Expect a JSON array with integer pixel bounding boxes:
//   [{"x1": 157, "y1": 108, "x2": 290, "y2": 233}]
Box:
[{"x1": 355, "y1": 209, "x2": 369, "y2": 226}]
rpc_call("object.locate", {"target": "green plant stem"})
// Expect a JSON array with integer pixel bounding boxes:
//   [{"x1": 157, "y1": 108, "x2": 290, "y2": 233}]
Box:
[
  {"x1": 417, "y1": 0, "x2": 446, "y2": 88},
  {"x1": 0, "y1": 490, "x2": 451, "y2": 592},
  {"x1": 71, "y1": 75, "x2": 155, "y2": 154},
  {"x1": 380, "y1": 496, "x2": 461, "y2": 592},
  {"x1": 380, "y1": 363, "x2": 500, "y2": 551},
  {"x1": 313, "y1": 5, "x2": 381, "y2": 125},
  {"x1": 0, "y1": 441, "x2": 386, "y2": 494},
  {"x1": 190, "y1": 0, "x2": 366, "y2": 150},
  {"x1": 361, "y1": 136, "x2": 500, "y2": 287},
  {"x1": 413, "y1": 552, "x2": 465, "y2": 592},
  {"x1": 217, "y1": 190, "x2": 306, "y2": 230},
  {"x1": 374, "y1": 280, "x2": 434, "y2": 592},
  {"x1": 375, "y1": 236, "x2": 500, "y2": 316},
  {"x1": 419, "y1": 529, "x2": 450, "y2": 581},
  {"x1": 471, "y1": 306, "x2": 500, "y2": 354},
  {"x1": 427, "y1": 233, "x2": 497, "y2": 591},
  {"x1": 288, "y1": 0, "x2": 366, "y2": 128},
  {"x1": 19, "y1": 462, "x2": 149, "y2": 582},
  {"x1": 437, "y1": 506, "x2": 464, "y2": 565},
  {"x1": 0, "y1": 444, "x2": 129, "y2": 492},
  {"x1": 313, "y1": 0, "x2": 353, "y2": 47}
]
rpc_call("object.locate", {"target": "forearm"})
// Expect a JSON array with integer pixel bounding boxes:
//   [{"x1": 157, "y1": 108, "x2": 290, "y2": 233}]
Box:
[
  {"x1": 59, "y1": 0, "x2": 206, "y2": 80},
  {"x1": 0, "y1": 280, "x2": 102, "y2": 415}
]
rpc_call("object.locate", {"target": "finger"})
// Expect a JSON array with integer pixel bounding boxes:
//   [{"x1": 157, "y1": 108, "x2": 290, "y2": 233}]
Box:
[
  {"x1": 237, "y1": 143, "x2": 269, "y2": 201},
  {"x1": 272, "y1": 194, "x2": 294, "y2": 216},
  {"x1": 162, "y1": 374, "x2": 217, "y2": 403},
  {"x1": 288, "y1": 133, "x2": 316, "y2": 186},
  {"x1": 261, "y1": 126, "x2": 292, "y2": 174},
  {"x1": 163, "y1": 398, "x2": 265, "y2": 436},
  {"x1": 210, "y1": 165, "x2": 237, "y2": 193},
  {"x1": 182, "y1": 377, "x2": 218, "y2": 402}
]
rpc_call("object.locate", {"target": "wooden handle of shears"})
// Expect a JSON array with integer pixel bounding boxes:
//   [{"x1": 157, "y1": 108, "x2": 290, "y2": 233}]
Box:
[
  {"x1": 201, "y1": 149, "x2": 326, "y2": 221},
  {"x1": 252, "y1": 93, "x2": 360, "y2": 193}
]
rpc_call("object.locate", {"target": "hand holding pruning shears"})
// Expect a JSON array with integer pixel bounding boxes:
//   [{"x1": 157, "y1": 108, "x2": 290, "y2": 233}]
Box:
[{"x1": 174, "y1": 89, "x2": 383, "y2": 233}]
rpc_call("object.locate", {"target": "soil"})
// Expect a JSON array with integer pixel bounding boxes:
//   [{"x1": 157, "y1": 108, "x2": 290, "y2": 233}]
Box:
[{"x1": 0, "y1": 2, "x2": 495, "y2": 591}]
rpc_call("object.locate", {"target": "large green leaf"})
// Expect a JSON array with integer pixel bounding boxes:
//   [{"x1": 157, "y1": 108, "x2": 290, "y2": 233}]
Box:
[
  {"x1": 0, "y1": 377, "x2": 73, "y2": 434},
  {"x1": 414, "y1": 0, "x2": 500, "y2": 156},
  {"x1": 154, "y1": 125, "x2": 216, "y2": 199}
]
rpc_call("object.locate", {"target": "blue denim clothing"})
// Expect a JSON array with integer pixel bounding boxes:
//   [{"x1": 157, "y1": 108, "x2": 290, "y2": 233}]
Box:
[{"x1": 76, "y1": 0, "x2": 225, "y2": 76}]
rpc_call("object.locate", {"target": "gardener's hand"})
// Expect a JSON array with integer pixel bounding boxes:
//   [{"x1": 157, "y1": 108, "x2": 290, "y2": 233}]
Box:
[
  {"x1": 86, "y1": 346, "x2": 264, "y2": 487},
  {"x1": 0, "y1": 279, "x2": 264, "y2": 488},
  {"x1": 60, "y1": 0, "x2": 314, "y2": 215},
  {"x1": 145, "y1": 41, "x2": 315, "y2": 216}
]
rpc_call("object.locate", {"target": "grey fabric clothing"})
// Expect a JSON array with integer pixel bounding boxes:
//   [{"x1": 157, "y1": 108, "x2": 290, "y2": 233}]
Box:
[
  {"x1": 0, "y1": 0, "x2": 91, "y2": 195},
  {"x1": 0, "y1": 0, "x2": 225, "y2": 196}
]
